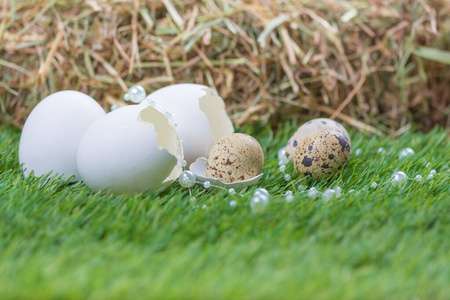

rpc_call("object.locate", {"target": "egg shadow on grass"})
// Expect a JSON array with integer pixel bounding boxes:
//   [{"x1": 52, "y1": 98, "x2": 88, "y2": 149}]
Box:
[
  {"x1": 79, "y1": 182, "x2": 183, "y2": 207},
  {"x1": 20, "y1": 168, "x2": 79, "y2": 194}
]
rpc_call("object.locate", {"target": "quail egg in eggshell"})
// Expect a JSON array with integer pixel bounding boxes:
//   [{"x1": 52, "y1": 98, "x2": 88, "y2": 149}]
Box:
[
  {"x1": 19, "y1": 91, "x2": 106, "y2": 181},
  {"x1": 205, "y1": 133, "x2": 264, "y2": 183},
  {"x1": 293, "y1": 130, "x2": 351, "y2": 179},
  {"x1": 141, "y1": 84, "x2": 234, "y2": 165},
  {"x1": 286, "y1": 118, "x2": 350, "y2": 161}
]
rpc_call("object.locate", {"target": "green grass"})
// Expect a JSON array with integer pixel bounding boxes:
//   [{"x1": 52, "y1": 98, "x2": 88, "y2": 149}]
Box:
[{"x1": 0, "y1": 123, "x2": 449, "y2": 299}]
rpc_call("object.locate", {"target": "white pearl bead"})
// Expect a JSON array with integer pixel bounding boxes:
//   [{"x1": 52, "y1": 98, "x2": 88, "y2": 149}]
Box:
[
  {"x1": 322, "y1": 189, "x2": 335, "y2": 202},
  {"x1": 254, "y1": 188, "x2": 269, "y2": 198},
  {"x1": 254, "y1": 193, "x2": 269, "y2": 203},
  {"x1": 228, "y1": 188, "x2": 236, "y2": 195},
  {"x1": 427, "y1": 174, "x2": 434, "y2": 179},
  {"x1": 203, "y1": 181, "x2": 211, "y2": 189},
  {"x1": 371, "y1": 182, "x2": 378, "y2": 188},
  {"x1": 278, "y1": 147, "x2": 287, "y2": 161},
  {"x1": 279, "y1": 165, "x2": 286, "y2": 172},
  {"x1": 308, "y1": 188, "x2": 317, "y2": 199},
  {"x1": 127, "y1": 85, "x2": 146, "y2": 103},
  {"x1": 182, "y1": 160, "x2": 187, "y2": 167},
  {"x1": 415, "y1": 175, "x2": 423, "y2": 181},
  {"x1": 398, "y1": 148, "x2": 415, "y2": 159},
  {"x1": 391, "y1": 171, "x2": 407, "y2": 185},
  {"x1": 229, "y1": 200, "x2": 237, "y2": 207},
  {"x1": 202, "y1": 204, "x2": 207, "y2": 209},
  {"x1": 143, "y1": 97, "x2": 155, "y2": 106},
  {"x1": 250, "y1": 194, "x2": 269, "y2": 212},
  {"x1": 348, "y1": 189, "x2": 355, "y2": 193},
  {"x1": 284, "y1": 174, "x2": 291, "y2": 181},
  {"x1": 393, "y1": 171, "x2": 408, "y2": 180},
  {"x1": 190, "y1": 197, "x2": 196, "y2": 202},
  {"x1": 391, "y1": 175, "x2": 401, "y2": 185},
  {"x1": 355, "y1": 148, "x2": 362, "y2": 156},
  {"x1": 278, "y1": 147, "x2": 290, "y2": 165},
  {"x1": 429, "y1": 169, "x2": 436, "y2": 176},
  {"x1": 377, "y1": 147, "x2": 385, "y2": 154},
  {"x1": 285, "y1": 194, "x2": 294, "y2": 203},
  {"x1": 297, "y1": 184, "x2": 305, "y2": 191},
  {"x1": 178, "y1": 171, "x2": 196, "y2": 188},
  {"x1": 163, "y1": 110, "x2": 172, "y2": 119}
]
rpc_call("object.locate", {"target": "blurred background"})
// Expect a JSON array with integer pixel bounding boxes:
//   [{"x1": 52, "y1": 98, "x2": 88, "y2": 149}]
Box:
[{"x1": 0, "y1": 0, "x2": 449, "y2": 134}]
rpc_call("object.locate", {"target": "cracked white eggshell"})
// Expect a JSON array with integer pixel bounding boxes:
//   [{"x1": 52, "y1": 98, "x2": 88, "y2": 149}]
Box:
[
  {"x1": 19, "y1": 90, "x2": 106, "y2": 181},
  {"x1": 77, "y1": 105, "x2": 183, "y2": 194},
  {"x1": 141, "y1": 84, "x2": 233, "y2": 165}
]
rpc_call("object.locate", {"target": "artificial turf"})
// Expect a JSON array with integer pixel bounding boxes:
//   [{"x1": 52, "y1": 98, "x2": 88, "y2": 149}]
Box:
[{"x1": 0, "y1": 123, "x2": 449, "y2": 299}]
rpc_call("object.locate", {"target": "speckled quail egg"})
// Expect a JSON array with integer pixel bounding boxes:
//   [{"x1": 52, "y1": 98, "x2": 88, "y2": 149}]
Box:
[
  {"x1": 206, "y1": 133, "x2": 264, "y2": 183},
  {"x1": 286, "y1": 118, "x2": 350, "y2": 161},
  {"x1": 293, "y1": 130, "x2": 351, "y2": 179}
]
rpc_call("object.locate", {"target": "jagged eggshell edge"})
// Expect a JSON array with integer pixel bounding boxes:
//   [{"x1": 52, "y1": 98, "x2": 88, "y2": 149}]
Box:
[
  {"x1": 138, "y1": 106, "x2": 184, "y2": 184},
  {"x1": 190, "y1": 157, "x2": 263, "y2": 189}
]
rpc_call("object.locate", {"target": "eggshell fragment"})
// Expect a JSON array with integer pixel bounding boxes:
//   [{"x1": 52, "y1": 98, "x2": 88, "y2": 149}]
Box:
[
  {"x1": 141, "y1": 84, "x2": 233, "y2": 165},
  {"x1": 19, "y1": 91, "x2": 105, "y2": 181},
  {"x1": 286, "y1": 118, "x2": 350, "y2": 160},
  {"x1": 293, "y1": 130, "x2": 351, "y2": 179},
  {"x1": 190, "y1": 157, "x2": 263, "y2": 188},
  {"x1": 205, "y1": 133, "x2": 264, "y2": 183},
  {"x1": 77, "y1": 105, "x2": 183, "y2": 194}
]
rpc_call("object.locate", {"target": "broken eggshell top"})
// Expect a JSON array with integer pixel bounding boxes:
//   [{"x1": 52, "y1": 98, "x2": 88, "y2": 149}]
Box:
[
  {"x1": 285, "y1": 118, "x2": 351, "y2": 161},
  {"x1": 19, "y1": 90, "x2": 106, "y2": 182},
  {"x1": 293, "y1": 130, "x2": 351, "y2": 179},
  {"x1": 140, "y1": 84, "x2": 234, "y2": 165},
  {"x1": 77, "y1": 105, "x2": 183, "y2": 194}
]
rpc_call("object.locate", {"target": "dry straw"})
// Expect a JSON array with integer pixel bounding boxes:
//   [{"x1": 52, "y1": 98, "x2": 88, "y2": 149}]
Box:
[{"x1": 0, "y1": 0, "x2": 449, "y2": 134}]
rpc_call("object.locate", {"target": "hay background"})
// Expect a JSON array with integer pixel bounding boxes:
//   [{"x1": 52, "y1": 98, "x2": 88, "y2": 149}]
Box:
[{"x1": 0, "y1": 0, "x2": 449, "y2": 134}]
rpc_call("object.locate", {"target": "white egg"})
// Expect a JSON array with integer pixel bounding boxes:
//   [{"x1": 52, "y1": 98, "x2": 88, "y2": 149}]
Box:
[
  {"x1": 77, "y1": 105, "x2": 183, "y2": 194},
  {"x1": 141, "y1": 84, "x2": 233, "y2": 165},
  {"x1": 19, "y1": 90, "x2": 105, "y2": 181}
]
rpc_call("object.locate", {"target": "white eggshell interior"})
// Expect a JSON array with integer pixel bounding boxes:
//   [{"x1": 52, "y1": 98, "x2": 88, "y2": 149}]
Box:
[
  {"x1": 77, "y1": 105, "x2": 182, "y2": 194},
  {"x1": 198, "y1": 88, "x2": 234, "y2": 142},
  {"x1": 190, "y1": 157, "x2": 263, "y2": 189},
  {"x1": 19, "y1": 90, "x2": 106, "y2": 181},
  {"x1": 138, "y1": 106, "x2": 183, "y2": 182},
  {"x1": 141, "y1": 84, "x2": 233, "y2": 165}
]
